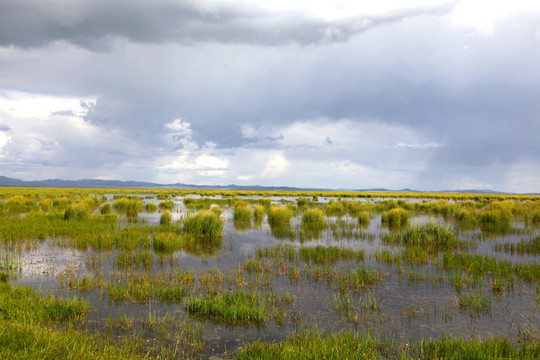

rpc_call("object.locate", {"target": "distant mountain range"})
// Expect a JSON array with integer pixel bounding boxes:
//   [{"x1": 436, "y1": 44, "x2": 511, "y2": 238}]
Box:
[{"x1": 0, "y1": 176, "x2": 522, "y2": 194}]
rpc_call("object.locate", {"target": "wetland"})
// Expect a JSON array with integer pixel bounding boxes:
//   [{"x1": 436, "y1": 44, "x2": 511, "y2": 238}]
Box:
[{"x1": 0, "y1": 188, "x2": 538, "y2": 359}]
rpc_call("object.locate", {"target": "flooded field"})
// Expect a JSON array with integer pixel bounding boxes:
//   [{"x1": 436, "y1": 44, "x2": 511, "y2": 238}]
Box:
[{"x1": 0, "y1": 189, "x2": 539, "y2": 359}]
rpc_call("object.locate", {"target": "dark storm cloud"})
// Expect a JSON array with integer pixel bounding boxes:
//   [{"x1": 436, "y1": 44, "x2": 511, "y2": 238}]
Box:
[{"x1": 0, "y1": 0, "x2": 456, "y2": 49}]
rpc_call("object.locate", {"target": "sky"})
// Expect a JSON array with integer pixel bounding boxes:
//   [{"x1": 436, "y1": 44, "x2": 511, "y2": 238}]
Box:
[{"x1": 0, "y1": 0, "x2": 539, "y2": 192}]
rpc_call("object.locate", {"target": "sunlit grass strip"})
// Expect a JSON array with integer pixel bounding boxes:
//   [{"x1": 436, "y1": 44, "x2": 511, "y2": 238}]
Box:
[
  {"x1": 185, "y1": 291, "x2": 266, "y2": 324},
  {"x1": 0, "y1": 283, "x2": 88, "y2": 324},
  {"x1": 237, "y1": 330, "x2": 538, "y2": 360},
  {"x1": 0, "y1": 320, "x2": 146, "y2": 360},
  {"x1": 384, "y1": 222, "x2": 461, "y2": 251}
]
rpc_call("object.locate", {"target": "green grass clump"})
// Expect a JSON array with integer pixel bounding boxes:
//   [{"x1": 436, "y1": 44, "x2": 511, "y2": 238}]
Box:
[
  {"x1": 336, "y1": 267, "x2": 383, "y2": 292},
  {"x1": 0, "y1": 283, "x2": 88, "y2": 324},
  {"x1": 63, "y1": 204, "x2": 91, "y2": 220},
  {"x1": 411, "y1": 336, "x2": 533, "y2": 360},
  {"x1": 153, "y1": 232, "x2": 184, "y2": 253},
  {"x1": 357, "y1": 211, "x2": 371, "y2": 227},
  {"x1": 385, "y1": 222, "x2": 460, "y2": 251},
  {"x1": 299, "y1": 246, "x2": 364, "y2": 264},
  {"x1": 495, "y1": 237, "x2": 540, "y2": 255},
  {"x1": 325, "y1": 201, "x2": 346, "y2": 217},
  {"x1": 267, "y1": 206, "x2": 294, "y2": 226},
  {"x1": 458, "y1": 292, "x2": 491, "y2": 311},
  {"x1": 159, "y1": 211, "x2": 172, "y2": 226},
  {"x1": 296, "y1": 198, "x2": 311, "y2": 207},
  {"x1": 234, "y1": 204, "x2": 252, "y2": 222},
  {"x1": 454, "y1": 208, "x2": 479, "y2": 229},
  {"x1": 381, "y1": 208, "x2": 410, "y2": 227},
  {"x1": 145, "y1": 201, "x2": 157, "y2": 213},
  {"x1": 159, "y1": 199, "x2": 175, "y2": 210},
  {"x1": 182, "y1": 210, "x2": 224, "y2": 239},
  {"x1": 0, "y1": 271, "x2": 9, "y2": 282},
  {"x1": 481, "y1": 209, "x2": 512, "y2": 232},
  {"x1": 254, "y1": 204, "x2": 265, "y2": 223},
  {"x1": 301, "y1": 208, "x2": 327, "y2": 230},
  {"x1": 185, "y1": 291, "x2": 266, "y2": 324},
  {"x1": 99, "y1": 203, "x2": 111, "y2": 215},
  {"x1": 0, "y1": 321, "x2": 146, "y2": 360},
  {"x1": 113, "y1": 198, "x2": 143, "y2": 217},
  {"x1": 238, "y1": 331, "x2": 538, "y2": 360},
  {"x1": 237, "y1": 330, "x2": 381, "y2": 360}
]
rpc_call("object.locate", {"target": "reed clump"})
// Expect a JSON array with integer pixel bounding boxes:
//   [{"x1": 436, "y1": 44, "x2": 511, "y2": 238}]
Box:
[
  {"x1": 234, "y1": 204, "x2": 252, "y2": 223},
  {"x1": 384, "y1": 222, "x2": 460, "y2": 251},
  {"x1": 381, "y1": 208, "x2": 410, "y2": 228},
  {"x1": 145, "y1": 201, "x2": 157, "y2": 213},
  {"x1": 267, "y1": 206, "x2": 294, "y2": 226},
  {"x1": 63, "y1": 204, "x2": 91, "y2": 220},
  {"x1": 301, "y1": 208, "x2": 326, "y2": 230},
  {"x1": 185, "y1": 291, "x2": 266, "y2": 324},
  {"x1": 480, "y1": 209, "x2": 512, "y2": 232},
  {"x1": 182, "y1": 210, "x2": 224, "y2": 239},
  {"x1": 159, "y1": 211, "x2": 172, "y2": 226},
  {"x1": 357, "y1": 211, "x2": 371, "y2": 227}
]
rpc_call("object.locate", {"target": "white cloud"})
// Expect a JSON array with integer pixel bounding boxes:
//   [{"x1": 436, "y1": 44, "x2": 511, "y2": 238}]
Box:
[
  {"x1": 396, "y1": 141, "x2": 441, "y2": 150},
  {"x1": 450, "y1": 0, "x2": 540, "y2": 35},
  {"x1": 260, "y1": 151, "x2": 289, "y2": 178}
]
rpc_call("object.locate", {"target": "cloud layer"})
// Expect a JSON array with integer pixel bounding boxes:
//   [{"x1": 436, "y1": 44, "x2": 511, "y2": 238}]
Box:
[{"x1": 0, "y1": 0, "x2": 539, "y2": 192}]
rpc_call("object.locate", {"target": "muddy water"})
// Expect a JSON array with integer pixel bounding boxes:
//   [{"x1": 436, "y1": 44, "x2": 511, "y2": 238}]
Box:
[{"x1": 8, "y1": 196, "x2": 540, "y2": 359}]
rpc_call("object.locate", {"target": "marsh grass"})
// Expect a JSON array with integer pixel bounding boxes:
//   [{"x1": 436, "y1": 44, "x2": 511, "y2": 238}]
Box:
[
  {"x1": 494, "y1": 237, "x2": 540, "y2": 255},
  {"x1": 182, "y1": 210, "x2": 224, "y2": 239},
  {"x1": 0, "y1": 283, "x2": 88, "y2": 324},
  {"x1": 145, "y1": 201, "x2": 157, "y2": 213},
  {"x1": 381, "y1": 208, "x2": 410, "y2": 228},
  {"x1": 267, "y1": 206, "x2": 294, "y2": 226},
  {"x1": 113, "y1": 198, "x2": 143, "y2": 217},
  {"x1": 384, "y1": 222, "x2": 460, "y2": 251},
  {"x1": 0, "y1": 320, "x2": 146, "y2": 360},
  {"x1": 441, "y1": 253, "x2": 539, "y2": 282},
  {"x1": 99, "y1": 202, "x2": 112, "y2": 215},
  {"x1": 185, "y1": 291, "x2": 266, "y2": 324},
  {"x1": 159, "y1": 210, "x2": 172, "y2": 226},
  {"x1": 458, "y1": 292, "x2": 491, "y2": 312},
  {"x1": 301, "y1": 208, "x2": 326, "y2": 230},
  {"x1": 325, "y1": 201, "x2": 346, "y2": 217},
  {"x1": 237, "y1": 330, "x2": 538, "y2": 360},
  {"x1": 481, "y1": 209, "x2": 512, "y2": 233},
  {"x1": 159, "y1": 199, "x2": 174, "y2": 210},
  {"x1": 357, "y1": 211, "x2": 371, "y2": 227},
  {"x1": 299, "y1": 246, "x2": 364, "y2": 264},
  {"x1": 336, "y1": 267, "x2": 383, "y2": 292},
  {"x1": 64, "y1": 204, "x2": 91, "y2": 220}
]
